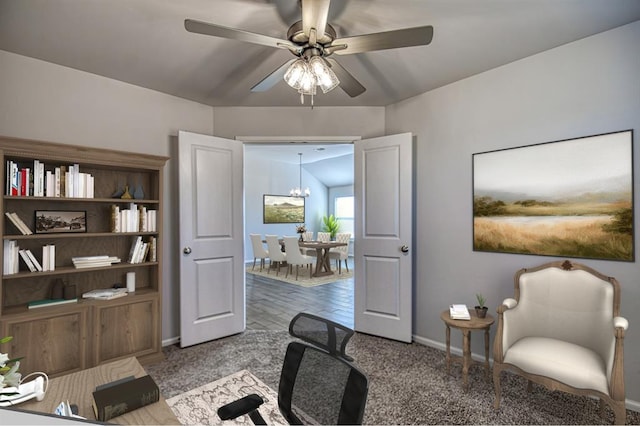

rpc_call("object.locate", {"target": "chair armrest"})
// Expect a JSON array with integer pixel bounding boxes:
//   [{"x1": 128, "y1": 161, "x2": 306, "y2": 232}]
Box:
[
  {"x1": 217, "y1": 394, "x2": 265, "y2": 423},
  {"x1": 613, "y1": 316, "x2": 629, "y2": 331},
  {"x1": 502, "y1": 298, "x2": 518, "y2": 309}
]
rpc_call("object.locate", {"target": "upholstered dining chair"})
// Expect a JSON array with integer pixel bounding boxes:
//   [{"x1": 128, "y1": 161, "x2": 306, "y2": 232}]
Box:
[
  {"x1": 493, "y1": 260, "x2": 629, "y2": 425},
  {"x1": 329, "y1": 233, "x2": 351, "y2": 274},
  {"x1": 301, "y1": 231, "x2": 315, "y2": 256},
  {"x1": 265, "y1": 235, "x2": 286, "y2": 276},
  {"x1": 249, "y1": 234, "x2": 269, "y2": 271},
  {"x1": 283, "y1": 236, "x2": 314, "y2": 280},
  {"x1": 317, "y1": 232, "x2": 331, "y2": 243}
]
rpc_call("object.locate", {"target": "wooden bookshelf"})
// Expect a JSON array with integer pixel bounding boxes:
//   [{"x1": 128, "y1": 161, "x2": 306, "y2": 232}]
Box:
[{"x1": 0, "y1": 136, "x2": 168, "y2": 377}]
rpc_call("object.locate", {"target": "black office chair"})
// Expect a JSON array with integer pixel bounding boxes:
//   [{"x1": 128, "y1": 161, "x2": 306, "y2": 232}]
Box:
[{"x1": 217, "y1": 313, "x2": 369, "y2": 425}]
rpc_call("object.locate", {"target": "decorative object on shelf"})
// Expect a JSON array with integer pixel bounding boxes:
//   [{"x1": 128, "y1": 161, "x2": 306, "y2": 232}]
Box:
[
  {"x1": 263, "y1": 194, "x2": 305, "y2": 224},
  {"x1": 133, "y1": 184, "x2": 145, "y2": 200},
  {"x1": 111, "y1": 185, "x2": 124, "y2": 198},
  {"x1": 50, "y1": 279, "x2": 64, "y2": 300},
  {"x1": 475, "y1": 293, "x2": 488, "y2": 318},
  {"x1": 63, "y1": 284, "x2": 76, "y2": 300},
  {"x1": 289, "y1": 153, "x2": 310, "y2": 198},
  {"x1": 0, "y1": 336, "x2": 22, "y2": 389},
  {"x1": 34, "y1": 210, "x2": 87, "y2": 234},
  {"x1": 321, "y1": 214, "x2": 340, "y2": 240},
  {"x1": 296, "y1": 224, "x2": 306, "y2": 241},
  {"x1": 126, "y1": 272, "x2": 136, "y2": 293},
  {"x1": 120, "y1": 185, "x2": 133, "y2": 199}
]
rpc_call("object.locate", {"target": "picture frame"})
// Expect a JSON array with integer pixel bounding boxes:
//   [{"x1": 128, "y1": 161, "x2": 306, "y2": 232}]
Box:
[
  {"x1": 263, "y1": 195, "x2": 305, "y2": 224},
  {"x1": 35, "y1": 210, "x2": 87, "y2": 234},
  {"x1": 472, "y1": 130, "x2": 634, "y2": 261}
]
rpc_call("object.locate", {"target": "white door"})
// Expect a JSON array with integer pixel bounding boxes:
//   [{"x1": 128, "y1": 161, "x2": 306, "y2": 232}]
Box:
[
  {"x1": 354, "y1": 133, "x2": 413, "y2": 342},
  {"x1": 178, "y1": 131, "x2": 245, "y2": 347}
]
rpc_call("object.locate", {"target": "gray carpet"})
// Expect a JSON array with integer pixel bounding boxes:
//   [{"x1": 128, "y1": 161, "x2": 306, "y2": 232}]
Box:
[{"x1": 145, "y1": 330, "x2": 640, "y2": 425}]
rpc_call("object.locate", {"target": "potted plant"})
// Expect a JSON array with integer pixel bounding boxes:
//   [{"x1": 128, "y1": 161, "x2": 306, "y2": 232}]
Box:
[
  {"x1": 321, "y1": 214, "x2": 340, "y2": 240},
  {"x1": 475, "y1": 293, "x2": 488, "y2": 318}
]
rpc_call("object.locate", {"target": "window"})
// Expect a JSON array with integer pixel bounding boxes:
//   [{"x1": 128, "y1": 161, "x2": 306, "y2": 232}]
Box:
[{"x1": 335, "y1": 196, "x2": 354, "y2": 236}]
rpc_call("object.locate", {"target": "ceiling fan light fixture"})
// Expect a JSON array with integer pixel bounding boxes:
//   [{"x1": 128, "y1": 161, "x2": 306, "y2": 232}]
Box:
[
  {"x1": 309, "y1": 56, "x2": 339, "y2": 93},
  {"x1": 284, "y1": 58, "x2": 308, "y2": 90}
]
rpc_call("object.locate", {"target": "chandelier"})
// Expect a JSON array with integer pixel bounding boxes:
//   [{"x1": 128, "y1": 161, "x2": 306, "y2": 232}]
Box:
[
  {"x1": 290, "y1": 153, "x2": 310, "y2": 198},
  {"x1": 283, "y1": 52, "x2": 339, "y2": 105}
]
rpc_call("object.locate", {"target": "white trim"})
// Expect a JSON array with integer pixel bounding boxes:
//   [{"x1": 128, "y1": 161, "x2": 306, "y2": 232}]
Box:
[
  {"x1": 236, "y1": 135, "x2": 361, "y2": 144},
  {"x1": 162, "y1": 336, "x2": 180, "y2": 347}
]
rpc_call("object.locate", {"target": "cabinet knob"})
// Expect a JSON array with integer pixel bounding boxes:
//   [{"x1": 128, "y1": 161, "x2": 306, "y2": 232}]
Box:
[{"x1": 183, "y1": 247, "x2": 192, "y2": 255}]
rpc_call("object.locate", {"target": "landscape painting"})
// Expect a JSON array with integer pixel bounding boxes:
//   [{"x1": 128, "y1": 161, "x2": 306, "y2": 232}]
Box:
[
  {"x1": 263, "y1": 195, "x2": 305, "y2": 224},
  {"x1": 473, "y1": 130, "x2": 633, "y2": 261}
]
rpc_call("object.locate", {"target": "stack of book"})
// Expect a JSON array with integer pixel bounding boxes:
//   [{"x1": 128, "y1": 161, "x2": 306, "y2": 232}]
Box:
[
  {"x1": 449, "y1": 304, "x2": 471, "y2": 320},
  {"x1": 92, "y1": 375, "x2": 159, "y2": 421},
  {"x1": 72, "y1": 255, "x2": 121, "y2": 269},
  {"x1": 110, "y1": 204, "x2": 158, "y2": 233},
  {"x1": 127, "y1": 236, "x2": 152, "y2": 264},
  {"x1": 5, "y1": 160, "x2": 94, "y2": 198},
  {"x1": 82, "y1": 288, "x2": 128, "y2": 300}
]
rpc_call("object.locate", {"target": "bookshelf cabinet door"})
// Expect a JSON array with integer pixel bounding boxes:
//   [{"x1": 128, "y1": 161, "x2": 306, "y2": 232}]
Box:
[
  {"x1": 94, "y1": 296, "x2": 159, "y2": 364},
  {"x1": 1, "y1": 307, "x2": 89, "y2": 377}
]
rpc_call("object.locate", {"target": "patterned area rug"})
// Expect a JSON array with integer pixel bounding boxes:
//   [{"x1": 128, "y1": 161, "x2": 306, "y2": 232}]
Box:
[
  {"x1": 246, "y1": 264, "x2": 352, "y2": 287},
  {"x1": 166, "y1": 370, "x2": 285, "y2": 425}
]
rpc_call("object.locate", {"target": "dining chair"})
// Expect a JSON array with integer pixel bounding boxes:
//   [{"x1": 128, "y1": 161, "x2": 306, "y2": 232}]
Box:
[
  {"x1": 301, "y1": 231, "x2": 315, "y2": 256},
  {"x1": 283, "y1": 236, "x2": 314, "y2": 279},
  {"x1": 265, "y1": 235, "x2": 286, "y2": 276},
  {"x1": 329, "y1": 233, "x2": 351, "y2": 274},
  {"x1": 249, "y1": 233, "x2": 269, "y2": 271},
  {"x1": 317, "y1": 232, "x2": 331, "y2": 243}
]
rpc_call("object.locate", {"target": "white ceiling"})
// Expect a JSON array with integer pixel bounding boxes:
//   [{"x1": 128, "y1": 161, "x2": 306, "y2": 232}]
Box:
[{"x1": 1, "y1": 0, "x2": 639, "y2": 108}]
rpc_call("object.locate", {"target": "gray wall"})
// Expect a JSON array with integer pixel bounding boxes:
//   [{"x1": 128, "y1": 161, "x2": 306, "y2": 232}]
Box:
[
  {"x1": 1, "y1": 18, "x2": 638, "y2": 409},
  {"x1": 386, "y1": 21, "x2": 640, "y2": 406}
]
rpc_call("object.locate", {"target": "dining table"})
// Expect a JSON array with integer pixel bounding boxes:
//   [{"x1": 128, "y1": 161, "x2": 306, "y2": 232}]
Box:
[{"x1": 298, "y1": 240, "x2": 347, "y2": 277}]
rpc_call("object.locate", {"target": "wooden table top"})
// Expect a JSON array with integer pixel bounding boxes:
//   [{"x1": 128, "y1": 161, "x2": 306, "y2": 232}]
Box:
[
  {"x1": 19, "y1": 357, "x2": 179, "y2": 425},
  {"x1": 440, "y1": 309, "x2": 495, "y2": 329}
]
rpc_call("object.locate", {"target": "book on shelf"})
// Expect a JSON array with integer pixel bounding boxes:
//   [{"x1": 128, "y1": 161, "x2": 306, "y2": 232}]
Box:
[
  {"x1": 3, "y1": 240, "x2": 19, "y2": 275},
  {"x1": 18, "y1": 249, "x2": 36, "y2": 272},
  {"x1": 72, "y1": 255, "x2": 121, "y2": 269},
  {"x1": 24, "y1": 249, "x2": 43, "y2": 271},
  {"x1": 82, "y1": 287, "x2": 128, "y2": 300},
  {"x1": 28, "y1": 298, "x2": 78, "y2": 309},
  {"x1": 449, "y1": 304, "x2": 471, "y2": 320},
  {"x1": 42, "y1": 244, "x2": 56, "y2": 272},
  {"x1": 5, "y1": 212, "x2": 33, "y2": 235},
  {"x1": 92, "y1": 375, "x2": 159, "y2": 422}
]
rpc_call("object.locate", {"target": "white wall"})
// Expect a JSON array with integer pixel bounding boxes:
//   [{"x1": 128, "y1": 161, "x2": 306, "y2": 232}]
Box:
[
  {"x1": 243, "y1": 153, "x2": 328, "y2": 261},
  {"x1": 386, "y1": 21, "x2": 640, "y2": 406},
  {"x1": 0, "y1": 50, "x2": 214, "y2": 340}
]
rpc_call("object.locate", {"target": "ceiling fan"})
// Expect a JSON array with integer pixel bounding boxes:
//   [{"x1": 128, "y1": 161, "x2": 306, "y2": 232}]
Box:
[{"x1": 184, "y1": 0, "x2": 433, "y2": 103}]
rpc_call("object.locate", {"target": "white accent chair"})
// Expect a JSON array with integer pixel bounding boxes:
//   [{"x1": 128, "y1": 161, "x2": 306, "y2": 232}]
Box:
[
  {"x1": 265, "y1": 235, "x2": 286, "y2": 276},
  {"x1": 493, "y1": 260, "x2": 628, "y2": 424},
  {"x1": 283, "y1": 236, "x2": 314, "y2": 280},
  {"x1": 249, "y1": 233, "x2": 269, "y2": 271},
  {"x1": 329, "y1": 233, "x2": 351, "y2": 274}
]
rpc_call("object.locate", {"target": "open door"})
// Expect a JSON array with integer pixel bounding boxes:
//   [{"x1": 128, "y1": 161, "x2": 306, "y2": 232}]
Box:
[
  {"x1": 178, "y1": 131, "x2": 245, "y2": 347},
  {"x1": 354, "y1": 133, "x2": 413, "y2": 342}
]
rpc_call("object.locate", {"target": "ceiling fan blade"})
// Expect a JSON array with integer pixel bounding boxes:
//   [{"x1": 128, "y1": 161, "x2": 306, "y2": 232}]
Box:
[
  {"x1": 330, "y1": 25, "x2": 434, "y2": 55},
  {"x1": 302, "y1": 0, "x2": 330, "y2": 41},
  {"x1": 251, "y1": 59, "x2": 296, "y2": 92},
  {"x1": 184, "y1": 19, "x2": 299, "y2": 52},
  {"x1": 326, "y1": 58, "x2": 366, "y2": 98}
]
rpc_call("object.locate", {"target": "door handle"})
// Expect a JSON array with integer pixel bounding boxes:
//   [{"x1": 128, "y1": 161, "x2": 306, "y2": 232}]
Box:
[
  {"x1": 400, "y1": 245, "x2": 409, "y2": 253},
  {"x1": 183, "y1": 247, "x2": 192, "y2": 255}
]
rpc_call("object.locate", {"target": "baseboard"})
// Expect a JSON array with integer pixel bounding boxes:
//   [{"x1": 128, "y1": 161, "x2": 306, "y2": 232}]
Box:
[
  {"x1": 162, "y1": 336, "x2": 180, "y2": 347},
  {"x1": 412, "y1": 334, "x2": 640, "y2": 413}
]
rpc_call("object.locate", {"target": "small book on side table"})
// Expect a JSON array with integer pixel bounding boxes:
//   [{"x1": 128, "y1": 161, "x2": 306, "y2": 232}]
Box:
[
  {"x1": 449, "y1": 304, "x2": 471, "y2": 320},
  {"x1": 92, "y1": 375, "x2": 159, "y2": 422}
]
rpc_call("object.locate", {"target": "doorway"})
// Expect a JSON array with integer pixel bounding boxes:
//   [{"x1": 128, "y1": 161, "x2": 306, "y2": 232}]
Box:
[{"x1": 242, "y1": 138, "x2": 357, "y2": 331}]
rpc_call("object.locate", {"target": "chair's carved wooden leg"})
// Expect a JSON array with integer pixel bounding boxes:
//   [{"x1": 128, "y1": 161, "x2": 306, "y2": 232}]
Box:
[
  {"x1": 493, "y1": 369, "x2": 502, "y2": 410},
  {"x1": 611, "y1": 400, "x2": 626, "y2": 425}
]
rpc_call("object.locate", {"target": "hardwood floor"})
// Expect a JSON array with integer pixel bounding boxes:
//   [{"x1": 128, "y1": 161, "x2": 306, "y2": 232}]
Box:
[{"x1": 246, "y1": 258, "x2": 354, "y2": 330}]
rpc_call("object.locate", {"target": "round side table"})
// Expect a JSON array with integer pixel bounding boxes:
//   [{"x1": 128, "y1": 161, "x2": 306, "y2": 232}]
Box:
[{"x1": 440, "y1": 309, "x2": 495, "y2": 391}]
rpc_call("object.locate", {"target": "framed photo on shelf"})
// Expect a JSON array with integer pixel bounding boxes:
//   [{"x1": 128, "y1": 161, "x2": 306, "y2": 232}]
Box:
[
  {"x1": 472, "y1": 129, "x2": 633, "y2": 261},
  {"x1": 35, "y1": 210, "x2": 87, "y2": 234},
  {"x1": 263, "y1": 194, "x2": 305, "y2": 224}
]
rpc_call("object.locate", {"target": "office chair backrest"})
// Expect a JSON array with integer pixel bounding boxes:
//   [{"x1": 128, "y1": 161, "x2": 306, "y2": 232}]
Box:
[{"x1": 278, "y1": 313, "x2": 368, "y2": 425}]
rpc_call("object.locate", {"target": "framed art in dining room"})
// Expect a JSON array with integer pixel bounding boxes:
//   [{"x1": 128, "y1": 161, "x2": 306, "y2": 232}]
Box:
[
  {"x1": 263, "y1": 194, "x2": 305, "y2": 224},
  {"x1": 35, "y1": 210, "x2": 87, "y2": 234},
  {"x1": 472, "y1": 129, "x2": 633, "y2": 261}
]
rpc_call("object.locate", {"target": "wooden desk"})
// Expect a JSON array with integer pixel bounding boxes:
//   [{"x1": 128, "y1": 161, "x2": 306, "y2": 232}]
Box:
[
  {"x1": 440, "y1": 309, "x2": 494, "y2": 391},
  {"x1": 299, "y1": 241, "x2": 347, "y2": 277},
  {"x1": 19, "y1": 357, "x2": 179, "y2": 425}
]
